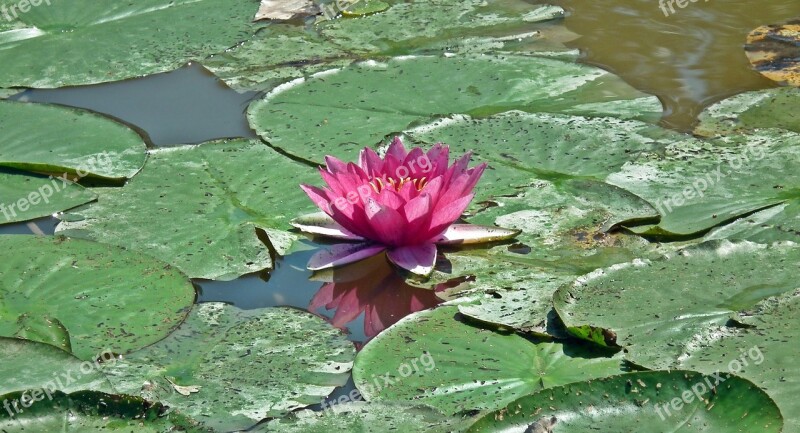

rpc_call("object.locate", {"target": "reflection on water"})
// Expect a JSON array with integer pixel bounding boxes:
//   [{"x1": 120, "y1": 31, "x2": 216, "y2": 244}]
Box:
[
  {"x1": 197, "y1": 241, "x2": 444, "y2": 344},
  {"x1": 540, "y1": 0, "x2": 799, "y2": 130},
  {"x1": 309, "y1": 254, "x2": 444, "y2": 344},
  {"x1": 10, "y1": 63, "x2": 258, "y2": 146}
]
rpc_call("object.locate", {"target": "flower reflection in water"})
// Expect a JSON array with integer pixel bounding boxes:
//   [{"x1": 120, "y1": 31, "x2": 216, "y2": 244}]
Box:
[{"x1": 308, "y1": 254, "x2": 449, "y2": 343}]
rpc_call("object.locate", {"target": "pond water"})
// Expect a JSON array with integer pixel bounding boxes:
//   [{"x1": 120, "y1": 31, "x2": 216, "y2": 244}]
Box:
[{"x1": 541, "y1": 0, "x2": 799, "y2": 131}]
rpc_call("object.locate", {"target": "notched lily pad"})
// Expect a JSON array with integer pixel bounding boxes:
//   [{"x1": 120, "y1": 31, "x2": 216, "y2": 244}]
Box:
[
  {"x1": 57, "y1": 139, "x2": 319, "y2": 280},
  {"x1": 103, "y1": 303, "x2": 355, "y2": 432},
  {"x1": 0, "y1": 235, "x2": 196, "y2": 360},
  {"x1": 0, "y1": 100, "x2": 147, "y2": 180},
  {"x1": 0, "y1": 0, "x2": 262, "y2": 88},
  {"x1": 0, "y1": 170, "x2": 96, "y2": 225},
  {"x1": 467, "y1": 371, "x2": 783, "y2": 433},
  {"x1": 353, "y1": 306, "x2": 625, "y2": 415}
]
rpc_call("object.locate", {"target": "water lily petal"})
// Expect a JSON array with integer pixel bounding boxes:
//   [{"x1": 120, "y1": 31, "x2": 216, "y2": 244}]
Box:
[
  {"x1": 291, "y1": 212, "x2": 365, "y2": 241},
  {"x1": 436, "y1": 224, "x2": 521, "y2": 245},
  {"x1": 430, "y1": 193, "x2": 474, "y2": 234},
  {"x1": 386, "y1": 136, "x2": 408, "y2": 160},
  {"x1": 403, "y1": 193, "x2": 432, "y2": 226},
  {"x1": 299, "y1": 184, "x2": 333, "y2": 214},
  {"x1": 308, "y1": 243, "x2": 386, "y2": 270},
  {"x1": 325, "y1": 155, "x2": 349, "y2": 174},
  {"x1": 365, "y1": 198, "x2": 406, "y2": 245},
  {"x1": 387, "y1": 244, "x2": 438, "y2": 276},
  {"x1": 359, "y1": 147, "x2": 384, "y2": 176}
]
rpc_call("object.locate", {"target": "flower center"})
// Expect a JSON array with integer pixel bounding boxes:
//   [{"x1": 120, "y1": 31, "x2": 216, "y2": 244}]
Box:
[{"x1": 370, "y1": 176, "x2": 428, "y2": 193}]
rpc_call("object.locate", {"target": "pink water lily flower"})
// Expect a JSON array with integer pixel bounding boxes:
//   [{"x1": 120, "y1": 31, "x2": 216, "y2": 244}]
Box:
[{"x1": 293, "y1": 137, "x2": 519, "y2": 276}]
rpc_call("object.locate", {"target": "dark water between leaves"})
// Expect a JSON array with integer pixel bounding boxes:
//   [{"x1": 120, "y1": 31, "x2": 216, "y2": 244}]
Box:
[{"x1": 1, "y1": 0, "x2": 797, "y2": 409}]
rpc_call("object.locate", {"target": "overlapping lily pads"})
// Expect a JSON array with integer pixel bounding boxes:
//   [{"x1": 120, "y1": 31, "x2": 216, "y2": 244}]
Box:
[
  {"x1": 607, "y1": 128, "x2": 800, "y2": 237},
  {"x1": 0, "y1": 235, "x2": 195, "y2": 360},
  {"x1": 0, "y1": 391, "x2": 211, "y2": 432},
  {"x1": 467, "y1": 371, "x2": 783, "y2": 432},
  {"x1": 254, "y1": 402, "x2": 472, "y2": 433},
  {"x1": 554, "y1": 240, "x2": 798, "y2": 362},
  {"x1": 0, "y1": 337, "x2": 113, "y2": 396},
  {"x1": 103, "y1": 303, "x2": 355, "y2": 431},
  {"x1": 247, "y1": 55, "x2": 662, "y2": 164},
  {"x1": 0, "y1": 170, "x2": 96, "y2": 225},
  {"x1": 0, "y1": 0, "x2": 262, "y2": 88},
  {"x1": 677, "y1": 289, "x2": 800, "y2": 431},
  {"x1": 353, "y1": 306, "x2": 625, "y2": 415},
  {"x1": 57, "y1": 139, "x2": 319, "y2": 280},
  {"x1": 317, "y1": 1, "x2": 565, "y2": 53},
  {"x1": 0, "y1": 100, "x2": 146, "y2": 180}
]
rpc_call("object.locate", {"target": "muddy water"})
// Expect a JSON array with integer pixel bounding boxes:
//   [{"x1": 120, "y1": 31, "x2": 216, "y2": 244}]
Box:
[{"x1": 539, "y1": 0, "x2": 799, "y2": 131}]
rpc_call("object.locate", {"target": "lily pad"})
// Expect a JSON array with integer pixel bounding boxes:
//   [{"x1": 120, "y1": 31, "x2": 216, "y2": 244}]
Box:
[
  {"x1": 56, "y1": 139, "x2": 319, "y2": 280},
  {"x1": 202, "y1": 23, "x2": 359, "y2": 92},
  {"x1": 553, "y1": 240, "x2": 798, "y2": 362},
  {"x1": 254, "y1": 402, "x2": 473, "y2": 433},
  {"x1": 0, "y1": 337, "x2": 113, "y2": 396},
  {"x1": 746, "y1": 19, "x2": 800, "y2": 87},
  {"x1": 102, "y1": 303, "x2": 355, "y2": 432},
  {"x1": 694, "y1": 87, "x2": 800, "y2": 136},
  {"x1": 0, "y1": 170, "x2": 96, "y2": 225},
  {"x1": 467, "y1": 371, "x2": 783, "y2": 432},
  {"x1": 0, "y1": 101, "x2": 146, "y2": 180},
  {"x1": 247, "y1": 55, "x2": 662, "y2": 164},
  {"x1": 0, "y1": 390, "x2": 211, "y2": 432},
  {"x1": 607, "y1": 128, "x2": 800, "y2": 237},
  {"x1": 0, "y1": 235, "x2": 196, "y2": 360},
  {"x1": 353, "y1": 306, "x2": 625, "y2": 415},
  {"x1": 318, "y1": 2, "x2": 564, "y2": 53},
  {"x1": 0, "y1": 0, "x2": 262, "y2": 88},
  {"x1": 677, "y1": 289, "x2": 800, "y2": 431},
  {"x1": 704, "y1": 201, "x2": 800, "y2": 243}
]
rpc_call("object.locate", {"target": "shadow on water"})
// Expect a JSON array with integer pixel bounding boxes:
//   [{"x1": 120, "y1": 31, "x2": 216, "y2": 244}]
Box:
[
  {"x1": 10, "y1": 63, "x2": 258, "y2": 146},
  {"x1": 536, "y1": 0, "x2": 799, "y2": 131}
]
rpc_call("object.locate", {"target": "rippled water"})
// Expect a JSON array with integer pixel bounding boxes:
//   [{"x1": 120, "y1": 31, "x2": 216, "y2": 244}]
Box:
[{"x1": 541, "y1": 0, "x2": 799, "y2": 130}]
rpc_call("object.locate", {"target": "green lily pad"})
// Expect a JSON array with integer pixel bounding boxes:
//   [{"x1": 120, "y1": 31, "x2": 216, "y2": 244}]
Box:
[
  {"x1": 704, "y1": 201, "x2": 800, "y2": 243},
  {"x1": 0, "y1": 337, "x2": 113, "y2": 396},
  {"x1": 103, "y1": 303, "x2": 355, "y2": 432},
  {"x1": 467, "y1": 371, "x2": 783, "y2": 432},
  {"x1": 0, "y1": 390, "x2": 211, "y2": 432},
  {"x1": 56, "y1": 139, "x2": 319, "y2": 280},
  {"x1": 339, "y1": 0, "x2": 390, "y2": 17},
  {"x1": 0, "y1": 235, "x2": 195, "y2": 360},
  {"x1": 0, "y1": 0, "x2": 262, "y2": 88},
  {"x1": 0, "y1": 101, "x2": 146, "y2": 180},
  {"x1": 677, "y1": 289, "x2": 800, "y2": 431},
  {"x1": 319, "y1": 1, "x2": 564, "y2": 53},
  {"x1": 247, "y1": 55, "x2": 662, "y2": 164},
  {"x1": 0, "y1": 170, "x2": 96, "y2": 225},
  {"x1": 553, "y1": 240, "x2": 798, "y2": 361},
  {"x1": 694, "y1": 87, "x2": 800, "y2": 136},
  {"x1": 13, "y1": 314, "x2": 72, "y2": 352},
  {"x1": 254, "y1": 402, "x2": 473, "y2": 433},
  {"x1": 353, "y1": 306, "x2": 625, "y2": 415},
  {"x1": 606, "y1": 128, "x2": 800, "y2": 237},
  {"x1": 406, "y1": 111, "x2": 666, "y2": 205},
  {"x1": 203, "y1": 23, "x2": 359, "y2": 92}
]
